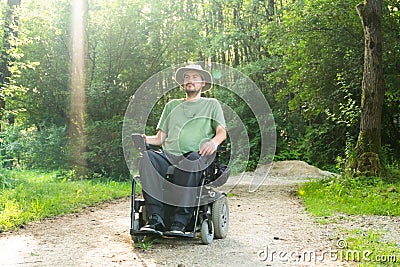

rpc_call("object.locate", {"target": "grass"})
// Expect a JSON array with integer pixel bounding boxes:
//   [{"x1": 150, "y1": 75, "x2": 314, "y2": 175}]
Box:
[
  {"x1": 298, "y1": 175, "x2": 400, "y2": 217},
  {"x1": 0, "y1": 169, "x2": 132, "y2": 232},
  {"x1": 338, "y1": 229, "x2": 399, "y2": 266},
  {"x1": 299, "y1": 169, "x2": 400, "y2": 266}
]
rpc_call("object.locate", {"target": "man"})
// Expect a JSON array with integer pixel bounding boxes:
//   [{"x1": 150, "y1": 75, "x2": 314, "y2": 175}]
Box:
[{"x1": 139, "y1": 64, "x2": 227, "y2": 235}]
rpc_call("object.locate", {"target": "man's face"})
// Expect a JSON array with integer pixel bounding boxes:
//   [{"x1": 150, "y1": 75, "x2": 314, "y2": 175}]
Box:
[{"x1": 183, "y1": 71, "x2": 205, "y2": 94}]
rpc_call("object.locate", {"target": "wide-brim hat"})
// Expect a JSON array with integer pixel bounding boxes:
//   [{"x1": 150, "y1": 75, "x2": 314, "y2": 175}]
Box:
[{"x1": 175, "y1": 64, "x2": 213, "y2": 92}]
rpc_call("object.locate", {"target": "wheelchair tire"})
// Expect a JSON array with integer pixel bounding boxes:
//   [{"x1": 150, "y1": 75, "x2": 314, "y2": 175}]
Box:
[
  {"x1": 200, "y1": 219, "x2": 214, "y2": 245},
  {"x1": 212, "y1": 195, "x2": 229, "y2": 239}
]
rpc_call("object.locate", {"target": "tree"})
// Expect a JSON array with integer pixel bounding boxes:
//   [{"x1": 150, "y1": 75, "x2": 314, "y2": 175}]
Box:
[
  {"x1": 349, "y1": 0, "x2": 385, "y2": 176},
  {"x1": 2, "y1": 0, "x2": 398, "y2": 177},
  {"x1": 265, "y1": 0, "x2": 365, "y2": 168},
  {"x1": 0, "y1": 0, "x2": 21, "y2": 132}
]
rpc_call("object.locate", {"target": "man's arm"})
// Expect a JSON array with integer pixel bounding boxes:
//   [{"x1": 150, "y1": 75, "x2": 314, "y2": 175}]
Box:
[
  {"x1": 199, "y1": 125, "x2": 227, "y2": 156},
  {"x1": 143, "y1": 130, "x2": 167, "y2": 146}
]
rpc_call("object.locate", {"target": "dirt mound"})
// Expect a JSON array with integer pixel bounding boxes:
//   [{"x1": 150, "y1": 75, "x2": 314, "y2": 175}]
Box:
[
  {"x1": 224, "y1": 160, "x2": 335, "y2": 187},
  {"x1": 256, "y1": 160, "x2": 334, "y2": 178}
]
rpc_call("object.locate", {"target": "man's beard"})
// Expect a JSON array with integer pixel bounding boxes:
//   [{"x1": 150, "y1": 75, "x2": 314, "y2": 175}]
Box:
[
  {"x1": 184, "y1": 84, "x2": 201, "y2": 97},
  {"x1": 185, "y1": 89, "x2": 201, "y2": 97}
]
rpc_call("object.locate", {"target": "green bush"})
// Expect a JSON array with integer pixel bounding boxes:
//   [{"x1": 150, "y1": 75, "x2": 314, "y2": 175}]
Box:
[
  {"x1": 0, "y1": 169, "x2": 18, "y2": 190},
  {"x1": 1, "y1": 120, "x2": 131, "y2": 180},
  {"x1": 1, "y1": 125, "x2": 68, "y2": 170},
  {"x1": 274, "y1": 117, "x2": 345, "y2": 172},
  {"x1": 85, "y1": 117, "x2": 130, "y2": 180}
]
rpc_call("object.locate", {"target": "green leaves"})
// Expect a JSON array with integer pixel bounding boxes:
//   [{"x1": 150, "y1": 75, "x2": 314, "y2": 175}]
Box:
[{"x1": 0, "y1": 0, "x2": 399, "y2": 175}]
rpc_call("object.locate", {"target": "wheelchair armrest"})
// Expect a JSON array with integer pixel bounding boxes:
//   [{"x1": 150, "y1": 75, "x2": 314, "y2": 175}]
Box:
[
  {"x1": 211, "y1": 164, "x2": 230, "y2": 187},
  {"x1": 132, "y1": 133, "x2": 146, "y2": 152},
  {"x1": 132, "y1": 133, "x2": 161, "y2": 152},
  {"x1": 204, "y1": 160, "x2": 230, "y2": 187}
]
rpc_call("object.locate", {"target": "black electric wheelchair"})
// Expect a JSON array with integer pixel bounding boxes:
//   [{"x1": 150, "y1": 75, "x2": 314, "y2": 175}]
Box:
[{"x1": 130, "y1": 134, "x2": 230, "y2": 245}]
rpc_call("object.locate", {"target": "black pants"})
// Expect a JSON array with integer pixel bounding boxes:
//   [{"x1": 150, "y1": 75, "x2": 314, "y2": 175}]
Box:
[{"x1": 139, "y1": 150, "x2": 210, "y2": 227}]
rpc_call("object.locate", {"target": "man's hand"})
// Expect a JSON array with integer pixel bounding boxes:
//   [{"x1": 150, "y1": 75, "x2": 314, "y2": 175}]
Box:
[
  {"x1": 199, "y1": 140, "x2": 218, "y2": 156},
  {"x1": 200, "y1": 126, "x2": 226, "y2": 156}
]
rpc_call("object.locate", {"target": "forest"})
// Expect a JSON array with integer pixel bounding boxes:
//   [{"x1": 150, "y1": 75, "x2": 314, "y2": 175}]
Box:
[{"x1": 1, "y1": 0, "x2": 399, "y2": 179}]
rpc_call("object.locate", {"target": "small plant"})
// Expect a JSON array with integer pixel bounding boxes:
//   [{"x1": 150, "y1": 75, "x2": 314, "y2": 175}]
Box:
[{"x1": 133, "y1": 238, "x2": 159, "y2": 250}]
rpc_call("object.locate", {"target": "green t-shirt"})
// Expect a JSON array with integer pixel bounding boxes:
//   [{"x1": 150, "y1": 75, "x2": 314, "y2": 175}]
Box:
[{"x1": 157, "y1": 98, "x2": 226, "y2": 155}]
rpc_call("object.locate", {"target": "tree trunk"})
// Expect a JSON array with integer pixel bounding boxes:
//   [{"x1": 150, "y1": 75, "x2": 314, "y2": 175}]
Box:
[
  {"x1": 350, "y1": 0, "x2": 385, "y2": 176},
  {"x1": 268, "y1": 0, "x2": 275, "y2": 18},
  {"x1": 0, "y1": 0, "x2": 21, "y2": 132}
]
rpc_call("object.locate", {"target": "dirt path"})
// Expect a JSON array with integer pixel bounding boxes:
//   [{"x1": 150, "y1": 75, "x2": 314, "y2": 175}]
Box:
[{"x1": 0, "y1": 161, "x2": 397, "y2": 266}]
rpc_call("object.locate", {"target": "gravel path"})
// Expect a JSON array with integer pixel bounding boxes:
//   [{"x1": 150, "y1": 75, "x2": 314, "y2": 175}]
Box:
[{"x1": 0, "y1": 161, "x2": 398, "y2": 267}]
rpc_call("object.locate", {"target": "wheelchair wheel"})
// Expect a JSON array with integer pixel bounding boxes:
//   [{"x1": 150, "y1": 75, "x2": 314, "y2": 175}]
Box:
[
  {"x1": 212, "y1": 195, "x2": 229, "y2": 239},
  {"x1": 200, "y1": 219, "x2": 214, "y2": 245}
]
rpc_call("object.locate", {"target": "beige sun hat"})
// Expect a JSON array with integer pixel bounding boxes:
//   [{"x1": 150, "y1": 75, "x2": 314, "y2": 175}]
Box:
[{"x1": 175, "y1": 64, "x2": 213, "y2": 92}]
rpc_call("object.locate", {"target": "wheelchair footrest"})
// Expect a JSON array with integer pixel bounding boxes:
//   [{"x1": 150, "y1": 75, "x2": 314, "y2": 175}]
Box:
[
  {"x1": 130, "y1": 229, "x2": 196, "y2": 238},
  {"x1": 163, "y1": 231, "x2": 195, "y2": 238},
  {"x1": 131, "y1": 229, "x2": 163, "y2": 236}
]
